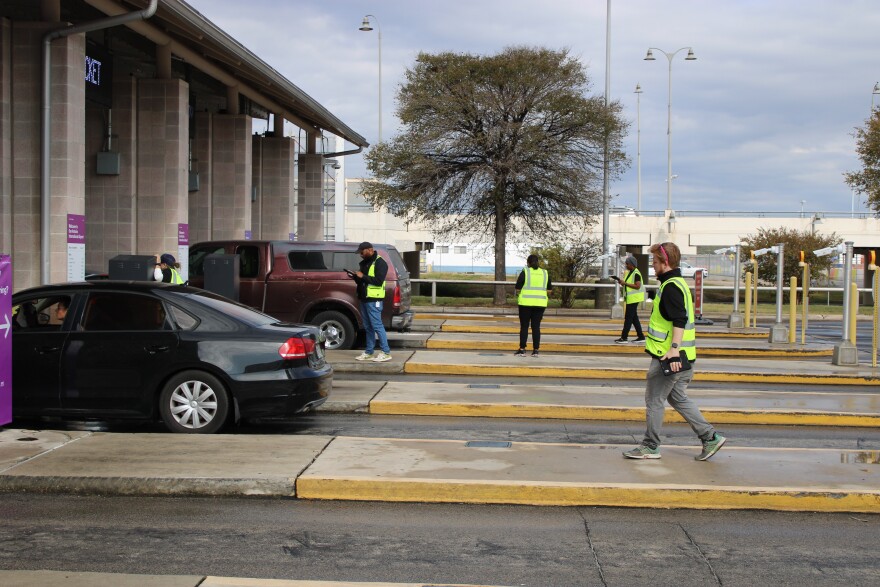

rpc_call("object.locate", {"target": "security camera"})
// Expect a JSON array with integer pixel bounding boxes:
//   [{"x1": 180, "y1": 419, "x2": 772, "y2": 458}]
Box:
[{"x1": 812, "y1": 244, "x2": 845, "y2": 257}]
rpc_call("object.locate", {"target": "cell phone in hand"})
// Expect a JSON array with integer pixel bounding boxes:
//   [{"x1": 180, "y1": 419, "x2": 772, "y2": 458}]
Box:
[
  {"x1": 345, "y1": 269, "x2": 356, "y2": 278},
  {"x1": 611, "y1": 275, "x2": 619, "y2": 281}
]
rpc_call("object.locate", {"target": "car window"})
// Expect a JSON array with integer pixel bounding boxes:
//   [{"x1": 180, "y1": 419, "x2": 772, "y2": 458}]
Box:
[
  {"x1": 12, "y1": 295, "x2": 72, "y2": 332},
  {"x1": 166, "y1": 303, "x2": 199, "y2": 330},
  {"x1": 332, "y1": 252, "x2": 362, "y2": 271},
  {"x1": 289, "y1": 250, "x2": 331, "y2": 270},
  {"x1": 82, "y1": 292, "x2": 168, "y2": 331},
  {"x1": 189, "y1": 245, "x2": 226, "y2": 278},
  {"x1": 383, "y1": 248, "x2": 408, "y2": 278},
  {"x1": 235, "y1": 245, "x2": 260, "y2": 278},
  {"x1": 185, "y1": 290, "x2": 277, "y2": 327}
]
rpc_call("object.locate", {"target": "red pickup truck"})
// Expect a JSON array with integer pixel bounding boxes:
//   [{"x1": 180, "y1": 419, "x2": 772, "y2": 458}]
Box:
[{"x1": 187, "y1": 240, "x2": 413, "y2": 350}]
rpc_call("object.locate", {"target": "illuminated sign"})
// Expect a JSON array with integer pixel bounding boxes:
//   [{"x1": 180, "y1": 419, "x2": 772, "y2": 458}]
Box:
[{"x1": 85, "y1": 42, "x2": 113, "y2": 108}]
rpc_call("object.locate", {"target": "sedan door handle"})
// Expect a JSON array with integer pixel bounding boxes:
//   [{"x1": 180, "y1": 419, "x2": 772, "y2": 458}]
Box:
[
  {"x1": 145, "y1": 345, "x2": 170, "y2": 354},
  {"x1": 37, "y1": 346, "x2": 62, "y2": 354}
]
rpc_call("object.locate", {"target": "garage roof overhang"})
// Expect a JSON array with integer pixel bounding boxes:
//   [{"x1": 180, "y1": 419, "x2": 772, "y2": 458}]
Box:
[{"x1": 84, "y1": 0, "x2": 368, "y2": 150}]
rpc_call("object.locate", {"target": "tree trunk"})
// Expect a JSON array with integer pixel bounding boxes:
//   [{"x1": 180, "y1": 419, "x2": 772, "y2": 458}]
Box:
[{"x1": 493, "y1": 205, "x2": 507, "y2": 306}]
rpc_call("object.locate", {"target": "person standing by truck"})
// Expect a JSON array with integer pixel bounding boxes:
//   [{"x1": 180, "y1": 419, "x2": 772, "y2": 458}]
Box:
[{"x1": 352, "y1": 242, "x2": 392, "y2": 362}]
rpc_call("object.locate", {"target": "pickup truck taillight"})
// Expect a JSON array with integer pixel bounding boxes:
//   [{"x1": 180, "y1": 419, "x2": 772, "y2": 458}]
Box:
[
  {"x1": 392, "y1": 284, "x2": 401, "y2": 309},
  {"x1": 279, "y1": 337, "x2": 316, "y2": 359}
]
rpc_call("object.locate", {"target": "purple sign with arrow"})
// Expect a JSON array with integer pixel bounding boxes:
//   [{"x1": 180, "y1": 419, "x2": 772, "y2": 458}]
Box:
[{"x1": 0, "y1": 254, "x2": 11, "y2": 425}]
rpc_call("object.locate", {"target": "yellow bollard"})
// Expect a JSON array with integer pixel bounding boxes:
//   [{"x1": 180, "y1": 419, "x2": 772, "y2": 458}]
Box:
[
  {"x1": 751, "y1": 259, "x2": 759, "y2": 328},
  {"x1": 850, "y1": 282, "x2": 858, "y2": 345},
  {"x1": 873, "y1": 263, "x2": 878, "y2": 368},
  {"x1": 789, "y1": 276, "x2": 797, "y2": 343},
  {"x1": 744, "y1": 272, "x2": 752, "y2": 328}
]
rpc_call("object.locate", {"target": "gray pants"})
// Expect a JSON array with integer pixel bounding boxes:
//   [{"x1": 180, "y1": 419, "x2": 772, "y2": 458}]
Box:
[{"x1": 642, "y1": 357, "x2": 715, "y2": 449}]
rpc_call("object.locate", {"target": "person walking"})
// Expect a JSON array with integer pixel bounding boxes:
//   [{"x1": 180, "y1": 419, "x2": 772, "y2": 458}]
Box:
[
  {"x1": 154, "y1": 253, "x2": 184, "y2": 284},
  {"x1": 613, "y1": 256, "x2": 645, "y2": 344},
  {"x1": 623, "y1": 241, "x2": 726, "y2": 461},
  {"x1": 351, "y1": 242, "x2": 392, "y2": 363},
  {"x1": 514, "y1": 254, "x2": 552, "y2": 357}
]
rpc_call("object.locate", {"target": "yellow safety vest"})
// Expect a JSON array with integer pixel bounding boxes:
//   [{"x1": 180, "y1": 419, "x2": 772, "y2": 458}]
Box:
[
  {"x1": 366, "y1": 255, "x2": 386, "y2": 299},
  {"x1": 624, "y1": 268, "x2": 644, "y2": 304},
  {"x1": 646, "y1": 276, "x2": 696, "y2": 360},
  {"x1": 169, "y1": 267, "x2": 184, "y2": 284},
  {"x1": 517, "y1": 267, "x2": 549, "y2": 307}
]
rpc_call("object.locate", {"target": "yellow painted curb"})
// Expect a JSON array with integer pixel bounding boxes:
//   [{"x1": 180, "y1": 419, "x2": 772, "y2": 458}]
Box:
[
  {"x1": 425, "y1": 339, "x2": 832, "y2": 358},
  {"x1": 296, "y1": 478, "x2": 880, "y2": 513},
  {"x1": 369, "y1": 401, "x2": 880, "y2": 427},
  {"x1": 403, "y1": 363, "x2": 880, "y2": 386},
  {"x1": 439, "y1": 324, "x2": 768, "y2": 338}
]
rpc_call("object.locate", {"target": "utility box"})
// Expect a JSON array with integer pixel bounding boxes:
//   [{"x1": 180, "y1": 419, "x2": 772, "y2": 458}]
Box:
[
  {"x1": 108, "y1": 254, "x2": 156, "y2": 280},
  {"x1": 97, "y1": 151, "x2": 121, "y2": 175},
  {"x1": 203, "y1": 253, "x2": 240, "y2": 301}
]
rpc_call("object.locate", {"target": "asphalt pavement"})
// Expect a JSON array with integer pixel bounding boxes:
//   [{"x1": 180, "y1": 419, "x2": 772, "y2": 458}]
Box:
[{"x1": 2, "y1": 307, "x2": 879, "y2": 585}]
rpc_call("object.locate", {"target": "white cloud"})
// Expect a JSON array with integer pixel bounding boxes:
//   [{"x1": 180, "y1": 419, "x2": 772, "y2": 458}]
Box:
[{"x1": 186, "y1": 0, "x2": 880, "y2": 214}]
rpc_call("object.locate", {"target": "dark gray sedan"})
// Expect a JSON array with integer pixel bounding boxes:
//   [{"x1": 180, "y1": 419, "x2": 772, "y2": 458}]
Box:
[{"x1": 11, "y1": 281, "x2": 332, "y2": 433}]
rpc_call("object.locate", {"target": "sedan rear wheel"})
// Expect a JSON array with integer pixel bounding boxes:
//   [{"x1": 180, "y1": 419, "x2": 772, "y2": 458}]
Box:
[{"x1": 159, "y1": 370, "x2": 229, "y2": 434}]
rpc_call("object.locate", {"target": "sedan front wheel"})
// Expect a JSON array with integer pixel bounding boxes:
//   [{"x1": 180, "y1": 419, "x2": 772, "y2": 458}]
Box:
[{"x1": 159, "y1": 370, "x2": 230, "y2": 434}]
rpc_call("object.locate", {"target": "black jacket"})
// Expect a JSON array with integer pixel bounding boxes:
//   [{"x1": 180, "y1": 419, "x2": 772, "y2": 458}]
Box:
[
  {"x1": 655, "y1": 268, "x2": 688, "y2": 328},
  {"x1": 355, "y1": 252, "x2": 388, "y2": 301}
]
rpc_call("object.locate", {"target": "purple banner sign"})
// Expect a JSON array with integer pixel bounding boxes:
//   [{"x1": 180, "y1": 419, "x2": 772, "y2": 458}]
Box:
[
  {"x1": 0, "y1": 254, "x2": 11, "y2": 425},
  {"x1": 177, "y1": 223, "x2": 189, "y2": 246},
  {"x1": 244, "y1": 230, "x2": 252, "y2": 241},
  {"x1": 67, "y1": 214, "x2": 86, "y2": 282}
]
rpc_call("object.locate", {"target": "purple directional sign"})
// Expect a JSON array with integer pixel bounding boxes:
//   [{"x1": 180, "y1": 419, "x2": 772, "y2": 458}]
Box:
[{"x1": 0, "y1": 254, "x2": 11, "y2": 425}]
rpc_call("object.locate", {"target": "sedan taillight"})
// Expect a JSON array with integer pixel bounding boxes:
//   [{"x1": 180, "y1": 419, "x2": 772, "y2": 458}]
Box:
[
  {"x1": 279, "y1": 337, "x2": 316, "y2": 359},
  {"x1": 393, "y1": 284, "x2": 401, "y2": 308}
]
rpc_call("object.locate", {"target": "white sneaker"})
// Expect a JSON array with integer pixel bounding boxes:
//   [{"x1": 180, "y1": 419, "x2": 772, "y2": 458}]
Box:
[
  {"x1": 372, "y1": 352, "x2": 392, "y2": 362},
  {"x1": 355, "y1": 352, "x2": 374, "y2": 361}
]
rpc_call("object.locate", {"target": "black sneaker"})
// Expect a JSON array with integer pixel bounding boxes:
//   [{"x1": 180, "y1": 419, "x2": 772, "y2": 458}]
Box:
[
  {"x1": 614, "y1": 338, "x2": 629, "y2": 344},
  {"x1": 531, "y1": 350, "x2": 540, "y2": 357},
  {"x1": 513, "y1": 349, "x2": 526, "y2": 356},
  {"x1": 633, "y1": 337, "x2": 646, "y2": 343}
]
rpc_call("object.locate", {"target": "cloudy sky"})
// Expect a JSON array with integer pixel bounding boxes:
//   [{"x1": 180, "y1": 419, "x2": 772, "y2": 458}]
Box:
[{"x1": 186, "y1": 0, "x2": 879, "y2": 215}]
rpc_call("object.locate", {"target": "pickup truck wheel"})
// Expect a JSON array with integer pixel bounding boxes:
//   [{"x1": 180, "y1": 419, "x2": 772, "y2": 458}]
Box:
[{"x1": 312, "y1": 310, "x2": 355, "y2": 350}]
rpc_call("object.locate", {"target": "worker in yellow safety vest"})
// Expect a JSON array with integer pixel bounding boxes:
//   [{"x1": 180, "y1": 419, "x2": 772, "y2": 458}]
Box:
[
  {"x1": 612, "y1": 255, "x2": 645, "y2": 344},
  {"x1": 514, "y1": 254, "x2": 552, "y2": 357},
  {"x1": 622, "y1": 241, "x2": 727, "y2": 462}
]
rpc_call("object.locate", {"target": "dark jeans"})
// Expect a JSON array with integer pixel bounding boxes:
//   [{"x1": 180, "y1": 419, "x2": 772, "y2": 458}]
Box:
[
  {"x1": 620, "y1": 302, "x2": 644, "y2": 339},
  {"x1": 518, "y1": 305, "x2": 546, "y2": 350}
]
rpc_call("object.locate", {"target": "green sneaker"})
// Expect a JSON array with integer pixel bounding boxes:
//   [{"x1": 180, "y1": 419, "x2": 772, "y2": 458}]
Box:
[
  {"x1": 696, "y1": 434, "x2": 727, "y2": 461},
  {"x1": 623, "y1": 445, "x2": 661, "y2": 459}
]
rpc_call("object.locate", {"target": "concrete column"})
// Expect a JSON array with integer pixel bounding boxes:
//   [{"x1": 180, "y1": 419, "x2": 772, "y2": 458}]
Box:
[
  {"x1": 210, "y1": 113, "x2": 251, "y2": 239},
  {"x1": 253, "y1": 135, "x2": 295, "y2": 240},
  {"x1": 297, "y1": 153, "x2": 324, "y2": 241},
  {"x1": 136, "y1": 78, "x2": 188, "y2": 258},
  {"x1": 188, "y1": 111, "x2": 212, "y2": 244},
  {"x1": 85, "y1": 74, "x2": 137, "y2": 271},
  {"x1": 7, "y1": 23, "x2": 85, "y2": 288}
]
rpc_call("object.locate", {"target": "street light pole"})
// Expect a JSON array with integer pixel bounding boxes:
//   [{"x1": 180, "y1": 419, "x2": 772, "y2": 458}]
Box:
[
  {"x1": 644, "y1": 47, "x2": 696, "y2": 211},
  {"x1": 635, "y1": 83, "x2": 643, "y2": 213},
  {"x1": 359, "y1": 15, "x2": 382, "y2": 143},
  {"x1": 872, "y1": 82, "x2": 880, "y2": 111}
]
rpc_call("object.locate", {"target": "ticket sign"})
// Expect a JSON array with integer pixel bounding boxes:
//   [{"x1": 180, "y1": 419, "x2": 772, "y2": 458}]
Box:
[
  {"x1": 0, "y1": 254, "x2": 11, "y2": 425},
  {"x1": 67, "y1": 214, "x2": 86, "y2": 282}
]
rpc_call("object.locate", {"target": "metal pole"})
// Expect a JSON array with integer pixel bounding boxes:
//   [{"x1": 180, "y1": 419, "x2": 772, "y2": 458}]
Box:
[
  {"x1": 842, "y1": 241, "x2": 854, "y2": 342},
  {"x1": 377, "y1": 26, "x2": 382, "y2": 143},
  {"x1": 635, "y1": 83, "x2": 642, "y2": 212},
  {"x1": 733, "y1": 245, "x2": 741, "y2": 312},
  {"x1": 600, "y1": 0, "x2": 611, "y2": 278},
  {"x1": 666, "y1": 53, "x2": 673, "y2": 211},
  {"x1": 775, "y1": 243, "x2": 784, "y2": 325}
]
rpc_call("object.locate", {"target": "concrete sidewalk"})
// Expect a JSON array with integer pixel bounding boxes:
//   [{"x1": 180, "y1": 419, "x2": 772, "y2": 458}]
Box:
[
  {"x1": 1, "y1": 429, "x2": 877, "y2": 513},
  {"x1": 0, "y1": 570, "x2": 499, "y2": 587},
  {"x1": 330, "y1": 349, "x2": 880, "y2": 386},
  {"x1": 349, "y1": 381, "x2": 880, "y2": 427}
]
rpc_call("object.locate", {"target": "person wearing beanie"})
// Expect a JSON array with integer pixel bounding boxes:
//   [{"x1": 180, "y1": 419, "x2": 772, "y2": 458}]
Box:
[
  {"x1": 612, "y1": 256, "x2": 645, "y2": 344},
  {"x1": 154, "y1": 253, "x2": 184, "y2": 284}
]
